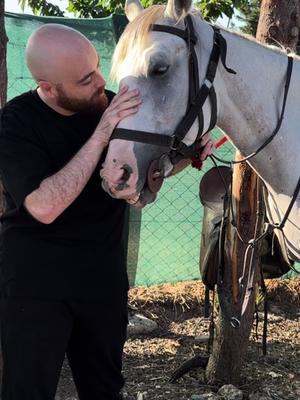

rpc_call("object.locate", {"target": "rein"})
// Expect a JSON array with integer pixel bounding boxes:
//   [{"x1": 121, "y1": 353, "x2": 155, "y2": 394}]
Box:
[{"x1": 211, "y1": 55, "x2": 294, "y2": 166}]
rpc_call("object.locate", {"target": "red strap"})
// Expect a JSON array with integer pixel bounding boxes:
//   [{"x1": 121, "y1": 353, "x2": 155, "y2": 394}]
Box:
[{"x1": 215, "y1": 136, "x2": 227, "y2": 148}]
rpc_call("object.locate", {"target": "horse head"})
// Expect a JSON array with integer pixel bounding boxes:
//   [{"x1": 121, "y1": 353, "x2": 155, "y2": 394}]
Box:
[{"x1": 100, "y1": 0, "x2": 215, "y2": 207}]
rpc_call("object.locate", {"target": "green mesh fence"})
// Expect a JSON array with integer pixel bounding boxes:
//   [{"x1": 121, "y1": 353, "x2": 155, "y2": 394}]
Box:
[
  {"x1": 127, "y1": 130, "x2": 235, "y2": 286},
  {"x1": 5, "y1": 12, "x2": 298, "y2": 287}
]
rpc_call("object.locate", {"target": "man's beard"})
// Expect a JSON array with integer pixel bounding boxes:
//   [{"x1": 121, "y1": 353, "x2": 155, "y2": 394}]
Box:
[{"x1": 55, "y1": 85, "x2": 109, "y2": 115}]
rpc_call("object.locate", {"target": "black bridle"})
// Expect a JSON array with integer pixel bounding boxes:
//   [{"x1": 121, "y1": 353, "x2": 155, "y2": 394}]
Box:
[{"x1": 111, "y1": 15, "x2": 236, "y2": 166}]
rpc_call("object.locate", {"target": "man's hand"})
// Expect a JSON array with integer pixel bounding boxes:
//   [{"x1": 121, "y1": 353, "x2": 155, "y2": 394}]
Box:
[
  {"x1": 171, "y1": 132, "x2": 215, "y2": 175},
  {"x1": 95, "y1": 85, "x2": 142, "y2": 146},
  {"x1": 198, "y1": 132, "x2": 215, "y2": 161}
]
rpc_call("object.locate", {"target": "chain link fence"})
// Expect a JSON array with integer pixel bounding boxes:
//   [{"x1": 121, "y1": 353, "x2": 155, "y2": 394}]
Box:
[{"x1": 127, "y1": 130, "x2": 235, "y2": 286}]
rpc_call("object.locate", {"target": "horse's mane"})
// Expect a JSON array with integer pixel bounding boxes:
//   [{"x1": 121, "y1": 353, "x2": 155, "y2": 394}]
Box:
[
  {"x1": 111, "y1": 5, "x2": 300, "y2": 81},
  {"x1": 220, "y1": 25, "x2": 300, "y2": 61}
]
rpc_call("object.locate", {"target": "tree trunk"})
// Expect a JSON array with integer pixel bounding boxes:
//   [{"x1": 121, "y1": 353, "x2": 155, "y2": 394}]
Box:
[
  {"x1": 256, "y1": 0, "x2": 300, "y2": 51},
  {"x1": 206, "y1": 157, "x2": 262, "y2": 385},
  {"x1": 206, "y1": 0, "x2": 300, "y2": 385},
  {"x1": 0, "y1": 0, "x2": 6, "y2": 382},
  {"x1": 0, "y1": 0, "x2": 7, "y2": 216},
  {"x1": 0, "y1": 0, "x2": 7, "y2": 108}
]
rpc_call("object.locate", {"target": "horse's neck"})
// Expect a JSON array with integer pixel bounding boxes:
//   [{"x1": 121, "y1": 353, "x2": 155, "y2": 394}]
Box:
[
  {"x1": 196, "y1": 23, "x2": 300, "y2": 258},
  {"x1": 201, "y1": 24, "x2": 300, "y2": 198}
]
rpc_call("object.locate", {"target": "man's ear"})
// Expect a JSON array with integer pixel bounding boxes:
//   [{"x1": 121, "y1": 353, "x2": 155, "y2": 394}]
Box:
[
  {"x1": 125, "y1": 0, "x2": 144, "y2": 22},
  {"x1": 38, "y1": 80, "x2": 56, "y2": 98}
]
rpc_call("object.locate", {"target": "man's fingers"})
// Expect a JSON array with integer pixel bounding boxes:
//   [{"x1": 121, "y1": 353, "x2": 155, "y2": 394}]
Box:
[
  {"x1": 111, "y1": 86, "x2": 140, "y2": 106},
  {"x1": 108, "y1": 95, "x2": 141, "y2": 116},
  {"x1": 200, "y1": 133, "x2": 212, "y2": 146},
  {"x1": 104, "y1": 97, "x2": 142, "y2": 122},
  {"x1": 102, "y1": 94, "x2": 141, "y2": 119},
  {"x1": 114, "y1": 97, "x2": 142, "y2": 113},
  {"x1": 200, "y1": 141, "x2": 215, "y2": 161},
  {"x1": 116, "y1": 84, "x2": 129, "y2": 97},
  {"x1": 118, "y1": 106, "x2": 140, "y2": 119},
  {"x1": 113, "y1": 106, "x2": 140, "y2": 124}
]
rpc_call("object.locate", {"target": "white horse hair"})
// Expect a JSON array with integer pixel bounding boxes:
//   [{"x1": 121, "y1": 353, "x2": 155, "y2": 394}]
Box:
[{"x1": 101, "y1": 0, "x2": 300, "y2": 262}]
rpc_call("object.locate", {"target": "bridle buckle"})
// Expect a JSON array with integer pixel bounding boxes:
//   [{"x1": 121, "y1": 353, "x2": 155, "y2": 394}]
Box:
[{"x1": 170, "y1": 135, "x2": 180, "y2": 151}]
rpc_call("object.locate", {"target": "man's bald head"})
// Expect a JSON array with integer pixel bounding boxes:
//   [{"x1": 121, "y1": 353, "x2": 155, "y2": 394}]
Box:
[
  {"x1": 26, "y1": 24, "x2": 95, "y2": 83},
  {"x1": 26, "y1": 24, "x2": 107, "y2": 116}
]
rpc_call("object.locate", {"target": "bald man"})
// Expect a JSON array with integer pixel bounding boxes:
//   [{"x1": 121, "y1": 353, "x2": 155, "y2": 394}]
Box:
[{"x1": 0, "y1": 24, "x2": 142, "y2": 400}]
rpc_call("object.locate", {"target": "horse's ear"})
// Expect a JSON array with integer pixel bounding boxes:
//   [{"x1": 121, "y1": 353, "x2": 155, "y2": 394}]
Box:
[
  {"x1": 125, "y1": 0, "x2": 144, "y2": 22},
  {"x1": 166, "y1": 0, "x2": 192, "y2": 19}
]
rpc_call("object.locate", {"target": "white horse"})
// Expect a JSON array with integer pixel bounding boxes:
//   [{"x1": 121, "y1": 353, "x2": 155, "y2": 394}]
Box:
[{"x1": 100, "y1": 0, "x2": 300, "y2": 262}]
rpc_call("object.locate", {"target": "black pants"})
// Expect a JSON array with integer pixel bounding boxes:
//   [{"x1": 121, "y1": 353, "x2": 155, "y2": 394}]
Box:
[{"x1": 0, "y1": 295, "x2": 128, "y2": 400}]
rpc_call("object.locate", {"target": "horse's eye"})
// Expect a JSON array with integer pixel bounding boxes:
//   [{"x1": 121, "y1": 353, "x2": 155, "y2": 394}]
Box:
[{"x1": 151, "y1": 65, "x2": 169, "y2": 76}]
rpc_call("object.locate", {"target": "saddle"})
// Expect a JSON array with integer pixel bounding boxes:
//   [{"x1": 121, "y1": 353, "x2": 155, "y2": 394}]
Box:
[
  {"x1": 199, "y1": 167, "x2": 292, "y2": 290},
  {"x1": 199, "y1": 166, "x2": 231, "y2": 289}
]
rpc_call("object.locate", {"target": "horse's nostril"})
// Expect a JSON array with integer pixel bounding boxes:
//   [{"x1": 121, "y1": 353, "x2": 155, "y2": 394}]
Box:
[
  {"x1": 121, "y1": 169, "x2": 130, "y2": 183},
  {"x1": 121, "y1": 164, "x2": 133, "y2": 183}
]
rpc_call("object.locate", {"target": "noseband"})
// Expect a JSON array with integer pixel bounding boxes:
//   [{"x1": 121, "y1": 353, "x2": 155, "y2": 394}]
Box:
[{"x1": 111, "y1": 15, "x2": 236, "y2": 193}]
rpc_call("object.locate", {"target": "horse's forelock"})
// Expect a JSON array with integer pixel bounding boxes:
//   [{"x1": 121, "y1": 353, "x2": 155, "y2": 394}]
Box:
[
  {"x1": 110, "y1": 3, "x2": 201, "y2": 82},
  {"x1": 111, "y1": 5, "x2": 168, "y2": 81}
]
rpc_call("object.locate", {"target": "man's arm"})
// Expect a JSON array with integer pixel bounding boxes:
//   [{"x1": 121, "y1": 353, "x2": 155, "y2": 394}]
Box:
[{"x1": 25, "y1": 86, "x2": 141, "y2": 224}]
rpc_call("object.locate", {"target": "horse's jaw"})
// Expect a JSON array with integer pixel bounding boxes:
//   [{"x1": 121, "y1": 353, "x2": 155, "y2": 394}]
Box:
[
  {"x1": 128, "y1": 188, "x2": 158, "y2": 208},
  {"x1": 101, "y1": 176, "x2": 157, "y2": 208}
]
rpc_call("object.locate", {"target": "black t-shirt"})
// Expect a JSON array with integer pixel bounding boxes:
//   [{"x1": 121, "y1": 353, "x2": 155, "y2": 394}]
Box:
[{"x1": 0, "y1": 90, "x2": 129, "y2": 300}]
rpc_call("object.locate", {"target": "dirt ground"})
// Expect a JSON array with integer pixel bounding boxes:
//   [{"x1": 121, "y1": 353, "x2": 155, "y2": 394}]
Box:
[{"x1": 56, "y1": 278, "x2": 300, "y2": 400}]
